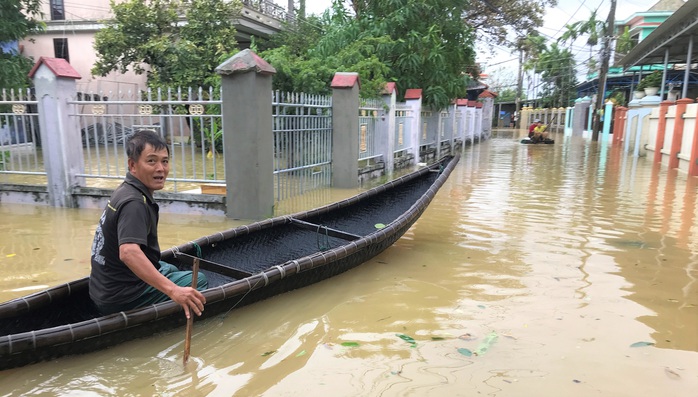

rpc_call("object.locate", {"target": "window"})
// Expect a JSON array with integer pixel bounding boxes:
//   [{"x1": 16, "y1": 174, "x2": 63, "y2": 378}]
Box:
[
  {"x1": 50, "y1": 0, "x2": 65, "y2": 20},
  {"x1": 53, "y1": 38, "x2": 69, "y2": 62}
]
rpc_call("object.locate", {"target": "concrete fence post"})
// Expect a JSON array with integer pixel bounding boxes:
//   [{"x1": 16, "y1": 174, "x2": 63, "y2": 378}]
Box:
[
  {"x1": 689, "y1": 102, "x2": 698, "y2": 176},
  {"x1": 572, "y1": 97, "x2": 591, "y2": 136},
  {"x1": 331, "y1": 72, "x2": 360, "y2": 188},
  {"x1": 28, "y1": 57, "x2": 84, "y2": 207},
  {"x1": 653, "y1": 100, "x2": 673, "y2": 163},
  {"x1": 669, "y1": 98, "x2": 694, "y2": 169},
  {"x1": 564, "y1": 107, "x2": 573, "y2": 136},
  {"x1": 612, "y1": 107, "x2": 627, "y2": 144},
  {"x1": 404, "y1": 89, "x2": 422, "y2": 162},
  {"x1": 378, "y1": 82, "x2": 397, "y2": 172},
  {"x1": 215, "y1": 49, "x2": 276, "y2": 220}
]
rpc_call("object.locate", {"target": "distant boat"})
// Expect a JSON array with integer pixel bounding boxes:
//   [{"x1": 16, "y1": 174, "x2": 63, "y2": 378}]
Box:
[
  {"x1": 0, "y1": 154, "x2": 460, "y2": 370},
  {"x1": 521, "y1": 137, "x2": 555, "y2": 144}
]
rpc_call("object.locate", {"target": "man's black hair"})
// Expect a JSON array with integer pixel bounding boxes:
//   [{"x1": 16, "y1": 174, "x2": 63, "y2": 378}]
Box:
[{"x1": 126, "y1": 129, "x2": 169, "y2": 162}]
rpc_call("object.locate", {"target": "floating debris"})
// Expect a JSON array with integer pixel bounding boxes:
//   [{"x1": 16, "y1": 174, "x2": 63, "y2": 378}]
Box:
[
  {"x1": 396, "y1": 334, "x2": 417, "y2": 347},
  {"x1": 630, "y1": 341, "x2": 655, "y2": 348},
  {"x1": 457, "y1": 348, "x2": 473, "y2": 357},
  {"x1": 475, "y1": 332, "x2": 498, "y2": 355}
]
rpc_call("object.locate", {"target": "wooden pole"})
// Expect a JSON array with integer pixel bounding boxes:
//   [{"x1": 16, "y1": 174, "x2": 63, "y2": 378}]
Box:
[{"x1": 183, "y1": 257, "x2": 200, "y2": 365}]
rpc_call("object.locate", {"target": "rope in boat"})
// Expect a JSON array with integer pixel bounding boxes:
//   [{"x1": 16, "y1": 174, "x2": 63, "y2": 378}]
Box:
[{"x1": 316, "y1": 224, "x2": 330, "y2": 251}]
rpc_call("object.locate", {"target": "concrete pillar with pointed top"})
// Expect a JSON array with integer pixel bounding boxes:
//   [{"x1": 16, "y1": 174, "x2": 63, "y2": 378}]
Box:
[
  {"x1": 331, "y1": 72, "x2": 360, "y2": 188},
  {"x1": 29, "y1": 57, "x2": 84, "y2": 207},
  {"x1": 215, "y1": 49, "x2": 276, "y2": 220}
]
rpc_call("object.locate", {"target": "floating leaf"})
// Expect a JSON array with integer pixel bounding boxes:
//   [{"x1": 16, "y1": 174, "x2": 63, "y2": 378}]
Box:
[
  {"x1": 477, "y1": 305, "x2": 486, "y2": 309},
  {"x1": 431, "y1": 336, "x2": 446, "y2": 341},
  {"x1": 261, "y1": 350, "x2": 276, "y2": 356},
  {"x1": 396, "y1": 334, "x2": 416, "y2": 346},
  {"x1": 375, "y1": 223, "x2": 386, "y2": 229},
  {"x1": 341, "y1": 342, "x2": 360, "y2": 347},
  {"x1": 630, "y1": 341, "x2": 654, "y2": 348},
  {"x1": 295, "y1": 350, "x2": 306, "y2": 357},
  {"x1": 457, "y1": 348, "x2": 472, "y2": 357},
  {"x1": 475, "y1": 332, "x2": 498, "y2": 355}
]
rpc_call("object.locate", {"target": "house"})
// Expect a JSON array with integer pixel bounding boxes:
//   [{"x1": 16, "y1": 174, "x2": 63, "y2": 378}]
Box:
[
  {"x1": 19, "y1": 0, "x2": 288, "y2": 95},
  {"x1": 576, "y1": 0, "x2": 686, "y2": 102}
]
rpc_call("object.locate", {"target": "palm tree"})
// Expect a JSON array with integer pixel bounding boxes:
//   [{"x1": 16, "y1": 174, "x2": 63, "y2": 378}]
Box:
[
  {"x1": 535, "y1": 42, "x2": 577, "y2": 107},
  {"x1": 558, "y1": 9, "x2": 606, "y2": 75}
]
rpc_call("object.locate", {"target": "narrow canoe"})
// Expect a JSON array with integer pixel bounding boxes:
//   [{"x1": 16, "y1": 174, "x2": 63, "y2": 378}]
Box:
[{"x1": 0, "y1": 154, "x2": 460, "y2": 370}]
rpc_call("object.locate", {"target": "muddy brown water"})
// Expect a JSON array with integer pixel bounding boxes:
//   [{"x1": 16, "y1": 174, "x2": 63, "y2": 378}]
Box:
[{"x1": 1, "y1": 131, "x2": 696, "y2": 396}]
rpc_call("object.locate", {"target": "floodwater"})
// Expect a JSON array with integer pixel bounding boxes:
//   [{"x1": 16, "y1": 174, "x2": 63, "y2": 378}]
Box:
[{"x1": 1, "y1": 130, "x2": 697, "y2": 396}]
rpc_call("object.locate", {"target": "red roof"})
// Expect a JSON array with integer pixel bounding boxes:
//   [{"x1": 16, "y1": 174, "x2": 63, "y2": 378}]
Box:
[
  {"x1": 216, "y1": 49, "x2": 276, "y2": 75},
  {"x1": 28, "y1": 57, "x2": 81, "y2": 79},
  {"x1": 475, "y1": 102, "x2": 483, "y2": 108},
  {"x1": 478, "y1": 90, "x2": 497, "y2": 98},
  {"x1": 455, "y1": 99, "x2": 468, "y2": 106},
  {"x1": 381, "y1": 82, "x2": 397, "y2": 95},
  {"x1": 467, "y1": 100, "x2": 478, "y2": 107},
  {"x1": 331, "y1": 72, "x2": 360, "y2": 89},
  {"x1": 404, "y1": 89, "x2": 422, "y2": 100}
]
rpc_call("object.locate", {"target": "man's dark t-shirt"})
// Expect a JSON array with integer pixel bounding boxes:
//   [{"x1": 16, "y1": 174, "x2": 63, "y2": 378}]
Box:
[{"x1": 89, "y1": 172, "x2": 161, "y2": 308}]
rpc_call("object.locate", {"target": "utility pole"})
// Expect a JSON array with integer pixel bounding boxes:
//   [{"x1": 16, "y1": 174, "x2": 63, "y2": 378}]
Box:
[{"x1": 591, "y1": 0, "x2": 616, "y2": 141}]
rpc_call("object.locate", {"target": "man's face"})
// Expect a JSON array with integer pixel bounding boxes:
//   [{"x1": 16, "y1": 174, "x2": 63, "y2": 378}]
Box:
[{"x1": 128, "y1": 144, "x2": 169, "y2": 193}]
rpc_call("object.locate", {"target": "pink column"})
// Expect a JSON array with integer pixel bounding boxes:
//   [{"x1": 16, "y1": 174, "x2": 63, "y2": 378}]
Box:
[
  {"x1": 653, "y1": 100, "x2": 674, "y2": 164},
  {"x1": 669, "y1": 98, "x2": 694, "y2": 169}
]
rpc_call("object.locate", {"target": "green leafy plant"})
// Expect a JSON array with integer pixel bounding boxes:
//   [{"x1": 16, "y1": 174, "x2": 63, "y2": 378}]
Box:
[
  {"x1": 637, "y1": 71, "x2": 662, "y2": 90},
  {"x1": 0, "y1": 151, "x2": 10, "y2": 171}
]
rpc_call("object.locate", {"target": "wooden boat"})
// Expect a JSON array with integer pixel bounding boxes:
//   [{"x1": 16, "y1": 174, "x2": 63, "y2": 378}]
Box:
[
  {"x1": 520, "y1": 137, "x2": 555, "y2": 144},
  {"x1": 0, "y1": 154, "x2": 459, "y2": 370}
]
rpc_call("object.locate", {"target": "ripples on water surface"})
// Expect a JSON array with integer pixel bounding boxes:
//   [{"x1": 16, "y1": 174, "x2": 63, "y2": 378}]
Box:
[{"x1": 1, "y1": 133, "x2": 696, "y2": 396}]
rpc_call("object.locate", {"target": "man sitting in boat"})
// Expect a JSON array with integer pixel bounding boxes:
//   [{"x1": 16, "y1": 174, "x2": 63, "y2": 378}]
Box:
[
  {"x1": 89, "y1": 129, "x2": 208, "y2": 318},
  {"x1": 528, "y1": 119, "x2": 551, "y2": 143}
]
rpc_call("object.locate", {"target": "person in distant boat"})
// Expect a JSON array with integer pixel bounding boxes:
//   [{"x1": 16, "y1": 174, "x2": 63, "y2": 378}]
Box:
[
  {"x1": 89, "y1": 129, "x2": 207, "y2": 317},
  {"x1": 528, "y1": 119, "x2": 550, "y2": 143}
]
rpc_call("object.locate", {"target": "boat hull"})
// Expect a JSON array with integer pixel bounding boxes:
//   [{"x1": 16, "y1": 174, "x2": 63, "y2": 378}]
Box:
[{"x1": 0, "y1": 154, "x2": 460, "y2": 370}]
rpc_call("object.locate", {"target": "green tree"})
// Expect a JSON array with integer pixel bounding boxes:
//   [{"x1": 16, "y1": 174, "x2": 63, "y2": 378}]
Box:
[
  {"x1": 92, "y1": 0, "x2": 241, "y2": 89},
  {"x1": 533, "y1": 42, "x2": 577, "y2": 108},
  {"x1": 0, "y1": 0, "x2": 44, "y2": 89},
  {"x1": 360, "y1": 0, "x2": 476, "y2": 109},
  {"x1": 558, "y1": 8, "x2": 606, "y2": 75},
  {"x1": 326, "y1": 0, "x2": 476, "y2": 108},
  {"x1": 461, "y1": 0, "x2": 556, "y2": 48}
]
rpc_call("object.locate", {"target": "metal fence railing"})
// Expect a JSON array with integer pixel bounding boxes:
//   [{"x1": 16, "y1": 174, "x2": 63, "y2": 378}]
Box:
[
  {"x1": 358, "y1": 98, "x2": 383, "y2": 165},
  {"x1": 0, "y1": 88, "x2": 45, "y2": 184},
  {"x1": 420, "y1": 110, "x2": 438, "y2": 158},
  {"x1": 272, "y1": 91, "x2": 332, "y2": 202},
  {"x1": 439, "y1": 110, "x2": 453, "y2": 152},
  {"x1": 70, "y1": 87, "x2": 223, "y2": 192},
  {"x1": 394, "y1": 106, "x2": 413, "y2": 159}
]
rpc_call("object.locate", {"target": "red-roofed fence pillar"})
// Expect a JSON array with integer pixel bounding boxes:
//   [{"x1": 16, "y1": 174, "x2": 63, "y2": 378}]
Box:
[
  {"x1": 331, "y1": 72, "x2": 360, "y2": 188},
  {"x1": 29, "y1": 57, "x2": 84, "y2": 207}
]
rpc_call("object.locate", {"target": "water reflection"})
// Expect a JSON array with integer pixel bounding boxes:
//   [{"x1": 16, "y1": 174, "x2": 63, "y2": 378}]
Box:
[{"x1": 1, "y1": 133, "x2": 697, "y2": 396}]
